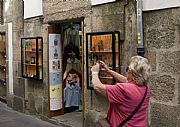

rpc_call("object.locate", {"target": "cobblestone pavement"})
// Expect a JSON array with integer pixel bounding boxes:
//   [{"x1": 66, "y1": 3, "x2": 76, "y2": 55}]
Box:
[{"x1": 0, "y1": 102, "x2": 65, "y2": 127}]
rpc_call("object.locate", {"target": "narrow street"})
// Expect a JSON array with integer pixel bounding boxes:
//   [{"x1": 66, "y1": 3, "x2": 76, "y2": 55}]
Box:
[{"x1": 0, "y1": 102, "x2": 64, "y2": 127}]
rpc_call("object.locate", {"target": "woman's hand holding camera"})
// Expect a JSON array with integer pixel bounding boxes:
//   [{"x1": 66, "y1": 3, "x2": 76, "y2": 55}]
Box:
[
  {"x1": 91, "y1": 62, "x2": 100, "y2": 75},
  {"x1": 91, "y1": 61, "x2": 111, "y2": 76},
  {"x1": 98, "y1": 61, "x2": 111, "y2": 73}
]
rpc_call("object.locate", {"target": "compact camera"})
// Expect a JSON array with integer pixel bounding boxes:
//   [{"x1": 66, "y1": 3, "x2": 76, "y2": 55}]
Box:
[{"x1": 97, "y1": 61, "x2": 103, "y2": 70}]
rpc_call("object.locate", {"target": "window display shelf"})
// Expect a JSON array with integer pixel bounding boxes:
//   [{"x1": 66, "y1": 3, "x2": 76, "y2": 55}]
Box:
[
  {"x1": 21, "y1": 37, "x2": 43, "y2": 80},
  {"x1": 86, "y1": 31, "x2": 120, "y2": 89},
  {"x1": 90, "y1": 51, "x2": 112, "y2": 53},
  {"x1": 23, "y1": 63, "x2": 42, "y2": 66},
  {"x1": 25, "y1": 50, "x2": 42, "y2": 52}
]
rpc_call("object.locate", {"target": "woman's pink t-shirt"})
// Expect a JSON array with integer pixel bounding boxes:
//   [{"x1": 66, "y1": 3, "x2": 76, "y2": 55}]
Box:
[{"x1": 106, "y1": 82, "x2": 150, "y2": 127}]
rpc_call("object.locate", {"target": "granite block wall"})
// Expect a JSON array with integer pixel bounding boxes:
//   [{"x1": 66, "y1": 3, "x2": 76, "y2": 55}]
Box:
[{"x1": 144, "y1": 8, "x2": 180, "y2": 127}]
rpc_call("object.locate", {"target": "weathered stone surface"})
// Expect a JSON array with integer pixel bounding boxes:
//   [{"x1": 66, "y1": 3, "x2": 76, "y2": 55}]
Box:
[
  {"x1": 146, "y1": 27, "x2": 175, "y2": 49},
  {"x1": 42, "y1": 99, "x2": 48, "y2": 116},
  {"x1": 0, "y1": 85, "x2": 6, "y2": 96},
  {"x1": 24, "y1": 17, "x2": 43, "y2": 37},
  {"x1": 91, "y1": 92, "x2": 109, "y2": 112},
  {"x1": 13, "y1": 96, "x2": 24, "y2": 113},
  {"x1": 84, "y1": 110, "x2": 106, "y2": 127},
  {"x1": 43, "y1": 0, "x2": 90, "y2": 15},
  {"x1": 178, "y1": 118, "x2": 180, "y2": 127},
  {"x1": 12, "y1": 32, "x2": 21, "y2": 51},
  {"x1": 159, "y1": 51, "x2": 180, "y2": 74},
  {"x1": 151, "y1": 103, "x2": 178, "y2": 127},
  {"x1": 13, "y1": 52, "x2": 21, "y2": 65},
  {"x1": 45, "y1": 7, "x2": 91, "y2": 23},
  {"x1": 178, "y1": 104, "x2": 180, "y2": 118},
  {"x1": 92, "y1": 2, "x2": 124, "y2": 16},
  {"x1": 146, "y1": 51, "x2": 156, "y2": 72},
  {"x1": 150, "y1": 75, "x2": 175, "y2": 102},
  {"x1": 34, "y1": 96, "x2": 43, "y2": 114},
  {"x1": 13, "y1": 78, "x2": 25, "y2": 98},
  {"x1": 0, "y1": 25, "x2": 6, "y2": 32},
  {"x1": 144, "y1": 9, "x2": 179, "y2": 49},
  {"x1": 178, "y1": 77, "x2": 180, "y2": 105},
  {"x1": 27, "y1": 93, "x2": 36, "y2": 115},
  {"x1": 84, "y1": 89, "x2": 92, "y2": 111},
  {"x1": 34, "y1": 81, "x2": 44, "y2": 96},
  {"x1": 26, "y1": 80, "x2": 35, "y2": 93},
  {"x1": 6, "y1": 94, "x2": 13, "y2": 108},
  {"x1": 43, "y1": 0, "x2": 92, "y2": 23},
  {"x1": 121, "y1": 1, "x2": 137, "y2": 66},
  {"x1": 94, "y1": 14, "x2": 123, "y2": 32}
]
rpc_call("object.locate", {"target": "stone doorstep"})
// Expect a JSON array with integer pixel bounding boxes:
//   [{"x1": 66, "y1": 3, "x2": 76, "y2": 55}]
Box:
[
  {"x1": 48, "y1": 118, "x2": 72, "y2": 127},
  {"x1": 49, "y1": 112, "x2": 83, "y2": 127}
]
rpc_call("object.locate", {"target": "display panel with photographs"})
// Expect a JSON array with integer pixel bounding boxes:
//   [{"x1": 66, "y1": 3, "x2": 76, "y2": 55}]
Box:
[
  {"x1": 48, "y1": 34, "x2": 62, "y2": 111},
  {"x1": 21, "y1": 37, "x2": 43, "y2": 80},
  {"x1": 86, "y1": 32, "x2": 120, "y2": 89}
]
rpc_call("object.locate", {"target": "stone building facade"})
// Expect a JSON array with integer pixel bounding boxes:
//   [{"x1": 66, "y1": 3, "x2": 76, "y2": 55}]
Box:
[
  {"x1": 0, "y1": 0, "x2": 180, "y2": 127},
  {"x1": 144, "y1": 8, "x2": 180, "y2": 127}
]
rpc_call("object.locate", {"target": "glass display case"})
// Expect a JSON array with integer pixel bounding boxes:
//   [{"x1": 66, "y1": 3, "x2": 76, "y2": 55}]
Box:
[
  {"x1": 86, "y1": 31, "x2": 120, "y2": 89},
  {"x1": 21, "y1": 37, "x2": 43, "y2": 80},
  {"x1": 0, "y1": 33, "x2": 6, "y2": 102},
  {"x1": 0, "y1": 33, "x2": 6, "y2": 86}
]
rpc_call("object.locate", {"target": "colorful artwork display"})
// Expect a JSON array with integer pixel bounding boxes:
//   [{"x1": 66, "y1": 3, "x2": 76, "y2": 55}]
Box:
[{"x1": 49, "y1": 34, "x2": 62, "y2": 111}]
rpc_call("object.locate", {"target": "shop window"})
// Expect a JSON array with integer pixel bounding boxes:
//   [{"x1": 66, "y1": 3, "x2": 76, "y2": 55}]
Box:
[
  {"x1": 0, "y1": 0, "x2": 3, "y2": 25},
  {"x1": 86, "y1": 31, "x2": 120, "y2": 89},
  {"x1": 21, "y1": 37, "x2": 43, "y2": 80}
]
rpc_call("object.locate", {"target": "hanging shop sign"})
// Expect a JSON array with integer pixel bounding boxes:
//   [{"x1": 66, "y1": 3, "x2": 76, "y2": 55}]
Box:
[
  {"x1": 91, "y1": 0, "x2": 116, "y2": 5},
  {"x1": 49, "y1": 34, "x2": 62, "y2": 111}
]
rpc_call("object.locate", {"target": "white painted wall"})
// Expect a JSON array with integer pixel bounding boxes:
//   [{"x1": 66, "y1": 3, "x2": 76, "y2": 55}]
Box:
[
  {"x1": 24, "y1": 0, "x2": 43, "y2": 19},
  {"x1": 143, "y1": 0, "x2": 180, "y2": 11},
  {"x1": 8, "y1": 22, "x2": 13, "y2": 94},
  {"x1": 91, "y1": 0, "x2": 115, "y2": 5}
]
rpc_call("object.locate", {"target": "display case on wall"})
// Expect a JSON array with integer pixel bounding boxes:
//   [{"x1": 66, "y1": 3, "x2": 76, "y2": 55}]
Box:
[
  {"x1": 86, "y1": 31, "x2": 120, "y2": 89},
  {"x1": 0, "y1": 33, "x2": 6, "y2": 86},
  {"x1": 21, "y1": 37, "x2": 43, "y2": 80}
]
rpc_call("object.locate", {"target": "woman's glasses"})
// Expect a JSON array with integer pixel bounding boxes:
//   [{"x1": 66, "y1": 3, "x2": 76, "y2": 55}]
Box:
[{"x1": 126, "y1": 67, "x2": 129, "y2": 72}]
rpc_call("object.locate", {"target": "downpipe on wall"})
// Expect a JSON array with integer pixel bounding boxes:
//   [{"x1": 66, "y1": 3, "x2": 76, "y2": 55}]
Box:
[{"x1": 136, "y1": 0, "x2": 145, "y2": 56}]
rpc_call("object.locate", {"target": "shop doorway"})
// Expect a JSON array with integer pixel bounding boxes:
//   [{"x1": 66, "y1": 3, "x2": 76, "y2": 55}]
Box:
[
  {"x1": 0, "y1": 33, "x2": 6, "y2": 103},
  {"x1": 48, "y1": 20, "x2": 84, "y2": 122}
]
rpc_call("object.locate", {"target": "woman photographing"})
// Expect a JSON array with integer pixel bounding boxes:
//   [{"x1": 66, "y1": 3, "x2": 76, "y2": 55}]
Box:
[{"x1": 91, "y1": 56, "x2": 151, "y2": 127}]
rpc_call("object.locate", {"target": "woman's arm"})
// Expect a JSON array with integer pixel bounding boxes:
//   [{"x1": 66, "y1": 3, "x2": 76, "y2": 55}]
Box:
[
  {"x1": 99, "y1": 61, "x2": 127, "y2": 83},
  {"x1": 91, "y1": 64, "x2": 106, "y2": 96},
  {"x1": 92, "y1": 73, "x2": 106, "y2": 96},
  {"x1": 107, "y1": 69, "x2": 127, "y2": 83}
]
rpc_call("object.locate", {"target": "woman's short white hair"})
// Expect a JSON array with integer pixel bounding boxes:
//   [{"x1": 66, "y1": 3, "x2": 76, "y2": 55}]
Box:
[{"x1": 129, "y1": 56, "x2": 151, "y2": 85}]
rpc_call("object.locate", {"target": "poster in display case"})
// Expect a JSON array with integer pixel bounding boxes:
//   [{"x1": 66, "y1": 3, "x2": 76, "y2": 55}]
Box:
[
  {"x1": 86, "y1": 31, "x2": 120, "y2": 89},
  {"x1": 48, "y1": 34, "x2": 62, "y2": 111},
  {"x1": 21, "y1": 37, "x2": 43, "y2": 80}
]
